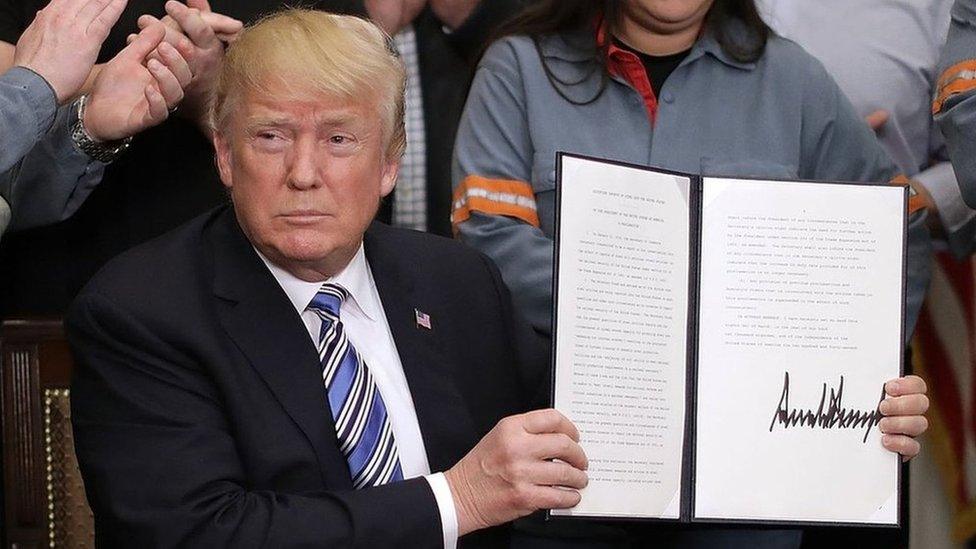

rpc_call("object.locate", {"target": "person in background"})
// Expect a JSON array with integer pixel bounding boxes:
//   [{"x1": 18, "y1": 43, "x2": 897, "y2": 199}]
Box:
[
  {"x1": 936, "y1": 0, "x2": 976, "y2": 203},
  {"x1": 453, "y1": 0, "x2": 931, "y2": 546},
  {"x1": 757, "y1": 4, "x2": 966, "y2": 548},
  {"x1": 0, "y1": 0, "x2": 190, "y2": 239},
  {"x1": 759, "y1": 0, "x2": 972, "y2": 258},
  {"x1": 361, "y1": 0, "x2": 529, "y2": 236}
]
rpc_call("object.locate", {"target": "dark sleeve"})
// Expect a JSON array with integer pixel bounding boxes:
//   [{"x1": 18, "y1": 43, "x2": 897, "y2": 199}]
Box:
[
  {"x1": 0, "y1": 0, "x2": 40, "y2": 44},
  {"x1": 67, "y1": 287, "x2": 443, "y2": 548},
  {"x1": 441, "y1": 0, "x2": 530, "y2": 64},
  {"x1": 478, "y1": 251, "x2": 551, "y2": 411}
]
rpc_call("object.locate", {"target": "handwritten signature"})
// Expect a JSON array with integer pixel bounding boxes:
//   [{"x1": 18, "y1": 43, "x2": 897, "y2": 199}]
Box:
[{"x1": 768, "y1": 371, "x2": 885, "y2": 443}]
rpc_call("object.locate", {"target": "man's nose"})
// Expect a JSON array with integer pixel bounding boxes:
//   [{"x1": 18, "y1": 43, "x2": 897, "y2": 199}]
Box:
[{"x1": 286, "y1": 137, "x2": 320, "y2": 190}]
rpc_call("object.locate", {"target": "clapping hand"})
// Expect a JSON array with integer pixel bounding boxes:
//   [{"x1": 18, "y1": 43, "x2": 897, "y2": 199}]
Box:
[
  {"x1": 131, "y1": 0, "x2": 242, "y2": 130},
  {"x1": 83, "y1": 22, "x2": 191, "y2": 142},
  {"x1": 14, "y1": 0, "x2": 128, "y2": 103}
]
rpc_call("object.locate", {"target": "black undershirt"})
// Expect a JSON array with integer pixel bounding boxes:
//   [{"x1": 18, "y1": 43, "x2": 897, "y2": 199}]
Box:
[{"x1": 615, "y1": 39, "x2": 692, "y2": 97}]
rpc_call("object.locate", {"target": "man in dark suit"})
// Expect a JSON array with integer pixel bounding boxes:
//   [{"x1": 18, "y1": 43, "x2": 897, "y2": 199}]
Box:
[{"x1": 67, "y1": 10, "x2": 589, "y2": 547}]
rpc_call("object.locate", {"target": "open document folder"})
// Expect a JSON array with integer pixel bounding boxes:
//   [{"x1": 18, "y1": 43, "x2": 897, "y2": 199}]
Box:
[{"x1": 550, "y1": 153, "x2": 905, "y2": 527}]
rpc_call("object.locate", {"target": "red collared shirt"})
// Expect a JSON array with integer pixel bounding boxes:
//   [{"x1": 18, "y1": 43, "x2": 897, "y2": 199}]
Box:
[{"x1": 597, "y1": 23, "x2": 660, "y2": 123}]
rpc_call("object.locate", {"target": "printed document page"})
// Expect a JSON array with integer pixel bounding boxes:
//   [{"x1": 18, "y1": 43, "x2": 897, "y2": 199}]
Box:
[
  {"x1": 552, "y1": 155, "x2": 691, "y2": 518},
  {"x1": 693, "y1": 177, "x2": 903, "y2": 525}
]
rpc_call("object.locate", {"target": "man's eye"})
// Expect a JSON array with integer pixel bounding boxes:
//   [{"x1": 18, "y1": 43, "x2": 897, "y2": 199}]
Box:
[
  {"x1": 330, "y1": 135, "x2": 349, "y2": 144},
  {"x1": 259, "y1": 132, "x2": 282, "y2": 141}
]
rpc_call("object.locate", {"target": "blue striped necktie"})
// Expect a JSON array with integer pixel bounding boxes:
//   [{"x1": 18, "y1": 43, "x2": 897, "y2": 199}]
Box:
[{"x1": 307, "y1": 283, "x2": 403, "y2": 488}]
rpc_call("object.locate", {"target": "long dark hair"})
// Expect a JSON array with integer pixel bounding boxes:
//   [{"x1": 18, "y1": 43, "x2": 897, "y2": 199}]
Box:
[{"x1": 494, "y1": 0, "x2": 770, "y2": 104}]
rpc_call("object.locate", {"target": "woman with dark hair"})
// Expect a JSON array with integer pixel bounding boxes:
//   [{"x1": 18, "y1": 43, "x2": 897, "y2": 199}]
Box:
[
  {"x1": 453, "y1": 0, "x2": 929, "y2": 339},
  {"x1": 451, "y1": 1, "x2": 931, "y2": 547}
]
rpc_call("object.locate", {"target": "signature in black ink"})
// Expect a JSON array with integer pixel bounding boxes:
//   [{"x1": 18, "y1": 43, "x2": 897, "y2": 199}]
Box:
[{"x1": 768, "y1": 371, "x2": 884, "y2": 443}]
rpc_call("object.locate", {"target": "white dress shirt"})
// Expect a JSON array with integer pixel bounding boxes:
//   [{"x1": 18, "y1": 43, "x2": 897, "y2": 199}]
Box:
[{"x1": 257, "y1": 244, "x2": 458, "y2": 548}]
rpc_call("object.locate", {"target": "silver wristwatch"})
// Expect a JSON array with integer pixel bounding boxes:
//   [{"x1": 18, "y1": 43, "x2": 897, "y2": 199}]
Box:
[{"x1": 70, "y1": 94, "x2": 132, "y2": 163}]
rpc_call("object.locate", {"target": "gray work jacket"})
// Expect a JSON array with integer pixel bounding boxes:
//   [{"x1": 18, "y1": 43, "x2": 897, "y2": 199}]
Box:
[
  {"x1": 936, "y1": 0, "x2": 976, "y2": 211},
  {"x1": 453, "y1": 26, "x2": 931, "y2": 339},
  {"x1": 0, "y1": 66, "x2": 105, "y2": 237}
]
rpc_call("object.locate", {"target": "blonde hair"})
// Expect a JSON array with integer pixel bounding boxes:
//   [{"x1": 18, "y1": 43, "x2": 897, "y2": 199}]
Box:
[{"x1": 211, "y1": 9, "x2": 407, "y2": 159}]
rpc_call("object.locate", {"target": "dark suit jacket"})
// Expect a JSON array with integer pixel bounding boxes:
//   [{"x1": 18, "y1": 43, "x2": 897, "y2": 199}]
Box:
[{"x1": 67, "y1": 206, "x2": 549, "y2": 547}]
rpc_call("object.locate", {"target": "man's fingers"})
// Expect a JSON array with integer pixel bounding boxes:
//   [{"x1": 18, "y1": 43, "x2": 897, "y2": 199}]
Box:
[
  {"x1": 532, "y1": 433, "x2": 587, "y2": 470},
  {"x1": 879, "y1": 394, "x2": 929, "y2": 416},
  {"x1": 885, "y1": 375, "x2": 927, "y2": 397},
  {"x1": 187, "y1": 0, "x2": 212, "y2": 12},
  {"x1": 119, "y1": 22, "x2": 166, "y2": 63},
  {"x1": 165, "y1": 0, "x2": 219, "y2": 48},
  {"x1": 879, "y1": 416, "x2": 928, "y2": 437},
  {"x1": 43, "y1": 0, "x2": 87, "y2": 18},
  {"x1": 144, "y1": 84, "x2": 170, "y2": 124},
  {"x1": 156, "y1": 42, "x2": 192, "y2": 88},
  {"x1": 521, "y1": 409, "x2": 579, "y2": 441},
  {"x1": 157, "y1": 14, "x2": 183, "y2": 32},
  {"x1": 882, "y1": 434, "x2": 921, "y2": 461},
  {"x1": 87, "y1": 0, "x2": 128, "y2": 40},
  {"x1": 201, "y1": 12, "x2": 243, "y2": 36},
  {"x1": 865, "y1": 109, "x2": 889, "y2": 131},
  {"x1": 528, "y1": 485, "x2": 581, "y2": 510},
  {"x1": 74, "y1": 0, "x2": 114, "y2": 28},
  {"x1": 138, "y1": 14, "x2": 193, "y2": 53},
  {"x1": 526, "y1": 461, "x2": 588, "y2": 489},
  {"x1": 147, "y1": 58, "x2": 184, "y2": 108}
]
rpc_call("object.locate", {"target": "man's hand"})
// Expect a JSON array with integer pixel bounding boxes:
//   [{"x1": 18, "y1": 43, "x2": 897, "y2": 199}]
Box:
[
  {"x1": 364, "y1": 0, "x2": 426, "y2": 36},
  {"x1": 134, "y1": 0, "x2": 240, "y2": 128},
  {"x1": 879, "y1": 375, "x2": 929, "y2": 461},
  {"x1": 444, "y1": 409, "x2": 588, "y2": 536},
  {"x1": 429, "y1": 0, "x2": 480, "y2": 30},
  {"x1": 14, "y1": 0, "x2": 127, "y2": 103},
  {"x1": 908, "y1": 179, "x2": 944, "y2": 237},
  {"x1": 84, "y1": 23, "x2": 191, "y2": 142},
  {"x1": 865, "y1": 109, "x2": 890, "y2": 133}
]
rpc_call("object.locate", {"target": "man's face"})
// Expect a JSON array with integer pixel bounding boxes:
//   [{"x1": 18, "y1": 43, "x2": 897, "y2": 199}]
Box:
[{"x1": 214, "y1": 89, "x2": 398, "y2": 280}]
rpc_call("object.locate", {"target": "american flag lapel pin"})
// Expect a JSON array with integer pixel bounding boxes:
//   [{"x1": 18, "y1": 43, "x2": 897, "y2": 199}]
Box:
[{"x1": 414, "y1": 308, "x2": 432, "y2": 330}]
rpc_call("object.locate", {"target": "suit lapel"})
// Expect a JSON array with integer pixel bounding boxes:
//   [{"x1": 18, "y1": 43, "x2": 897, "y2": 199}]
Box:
[
  {"x1": 364, "y1": 223, "x2": 478, "y2": 472},
  {"x1": 207, "y1": 210, "x2": 352, "y2": 488}
]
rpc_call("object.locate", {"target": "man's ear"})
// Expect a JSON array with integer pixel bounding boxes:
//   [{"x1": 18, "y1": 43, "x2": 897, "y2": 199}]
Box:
[
  {"x1": 379, "y1": 158, "x2": 400, "y2": 198},
  {"x1": 213, "y1": 131, "x2": 234, "y2": 190}
]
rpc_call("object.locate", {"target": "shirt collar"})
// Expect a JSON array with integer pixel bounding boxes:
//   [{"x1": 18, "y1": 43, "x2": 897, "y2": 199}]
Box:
[{"x1": 255, "y1": 243, "x2": 380, "y2": 322}]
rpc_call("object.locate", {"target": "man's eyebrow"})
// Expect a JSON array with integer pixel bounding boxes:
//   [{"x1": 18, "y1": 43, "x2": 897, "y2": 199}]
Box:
[
  {"x1": 315, "y1": 113, "x2": 359, "y2": 127},
  {"x1": 243, "y1": 116, "x2": 294, "y2": 128}
]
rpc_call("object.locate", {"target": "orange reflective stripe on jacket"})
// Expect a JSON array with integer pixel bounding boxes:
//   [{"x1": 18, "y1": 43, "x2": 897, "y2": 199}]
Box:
[
  {"x1": 451, "y1": 175, "x2": 540, "y2": 230},
  {"x1": 933, "y1": 59, "x2": 976, "y2": 114},
  {"x1": 890, "y1": 174, "x2": 927, "y2": 215}
]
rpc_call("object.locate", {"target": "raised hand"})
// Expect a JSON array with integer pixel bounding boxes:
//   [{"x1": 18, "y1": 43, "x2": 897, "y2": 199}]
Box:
[
  {"x1": 83, "y1": 23, "x2": 191, "y2": 142},
  {"x1": 444, "y1": 409, "x2": 588, "y2": 536},
  {"x1": 864, "y1": 109, "x2": 890, "y2": 133},
  {"x1": 14, "y1": 0, "x2": 128, "y2": 103},
  {"x1": 134, "y1": 0, "x2": 241, "y2": 127}
]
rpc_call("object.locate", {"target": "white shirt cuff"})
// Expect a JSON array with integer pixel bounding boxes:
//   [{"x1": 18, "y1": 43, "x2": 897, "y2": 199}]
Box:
[{"x1": 425, "y1": 473, "x2": 458, "y2": 549}]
